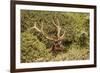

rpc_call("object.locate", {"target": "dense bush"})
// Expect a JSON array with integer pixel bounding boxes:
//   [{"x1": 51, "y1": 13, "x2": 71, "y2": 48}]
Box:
[
  {"x1": 21, "y1": 10, "x2": 90, "y2": 62},
  {"x1": 21, "y1": 32, "x2": 50, "y2": 62}
]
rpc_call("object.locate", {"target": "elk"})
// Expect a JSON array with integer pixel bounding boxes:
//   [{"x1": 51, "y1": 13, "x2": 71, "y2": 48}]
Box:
[{"x1": 29, "y1": 18, "x2": 65, "y2": 51}]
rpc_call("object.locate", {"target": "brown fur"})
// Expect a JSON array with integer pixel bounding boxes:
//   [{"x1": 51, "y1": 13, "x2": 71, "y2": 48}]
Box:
[{"x1": 51, "y1": 41, "x2": 64, "y2": 51}]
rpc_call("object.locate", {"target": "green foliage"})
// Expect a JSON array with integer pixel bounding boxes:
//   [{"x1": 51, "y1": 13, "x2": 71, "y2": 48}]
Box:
[
  {"x1": 21, "y1": 10, "x2": 90, "y2": 62},
  {"x1": 79, "y1": 31, "x2": 89, "y2": 47},
  {"x1": 21, "y1": 32, "x2": 49, "y2": 62}
]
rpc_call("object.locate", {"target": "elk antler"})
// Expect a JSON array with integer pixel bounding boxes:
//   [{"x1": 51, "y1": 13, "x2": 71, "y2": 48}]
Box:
[
  {"x1": 52, "y1": 18, "x2": 65, "y2": 40},
  {"x1": 29, "y1": 22, "x2": 55, "y2": 41},
  {"x1": 28, "y1": 18, "x2": 65, "y2": 41}
]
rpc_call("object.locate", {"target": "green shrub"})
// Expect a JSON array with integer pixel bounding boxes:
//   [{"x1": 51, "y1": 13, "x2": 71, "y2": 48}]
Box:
[
  {"x1": 79, "y1": 31, "x2": 89, "y2": 48},
  {"x1": 21, "y1": 32, "x2": 49, "y2": 62},
  {"x1": 20, "y1": 10, "x2": 90, "y2": 62}
]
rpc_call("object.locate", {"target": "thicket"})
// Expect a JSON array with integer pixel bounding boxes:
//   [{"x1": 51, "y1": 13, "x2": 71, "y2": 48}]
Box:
[{"x1": 21, "y1": 10, "x2": 90, "y2": 63}]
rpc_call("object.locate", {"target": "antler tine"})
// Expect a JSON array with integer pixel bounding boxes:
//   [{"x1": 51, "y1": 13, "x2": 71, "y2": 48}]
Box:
[
  {"x1": 52, "y1": 19, "x2": 58, "y2": 28},
  {"x1": 56, "y1": 18, "x2": 61, "y2": 39},
  {"x1": 29, "y1": 22, "x2": 55, "y2": 41},
  {"x1": 40, "y1": 22, "x2": 55, "y2": 41},
  {"x1": 34, "y1": 22, "x2": 36, "y2": 27},
  {"x1": 27, "y1": 22, "x2": 36, "y2": 31},
  {"x1": 52, "y1": 18, "x2": 61, "y2": 39},
  {"x1": 33, "y1": 22, "x2": 41, "y2": 32},
  {"x1": 41, "y1": 22, "x2": 44, "y2": 33},
  {"x1": 56, "y1": 18, "x2": 60, "y2": 26},
  {"x1": 59, "y1": 31, "x2": 65, "y2": 40}
]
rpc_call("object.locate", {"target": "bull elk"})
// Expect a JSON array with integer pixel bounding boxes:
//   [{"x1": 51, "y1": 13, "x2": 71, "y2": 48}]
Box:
[{"x1": 29, "y1": 18, "x2": 65, "y2": 51}]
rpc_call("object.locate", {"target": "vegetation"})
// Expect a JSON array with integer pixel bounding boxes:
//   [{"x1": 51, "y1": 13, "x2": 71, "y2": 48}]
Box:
[{"x1": 21, "y1": 10, "x2": 90, "y2": 63}]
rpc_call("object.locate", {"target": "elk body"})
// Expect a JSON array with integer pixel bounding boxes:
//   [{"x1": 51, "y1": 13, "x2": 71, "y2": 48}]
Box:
[{"x1": 29, "y1": 18, "x2": 65, "y2": 51}]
